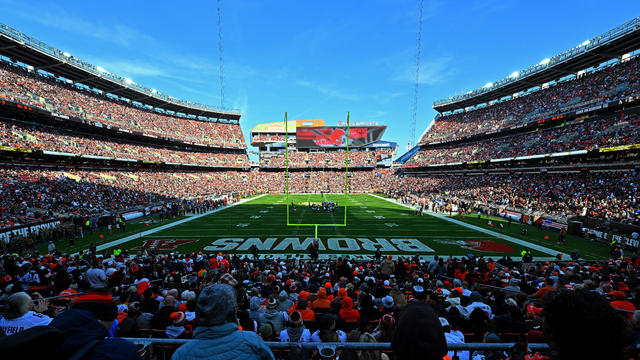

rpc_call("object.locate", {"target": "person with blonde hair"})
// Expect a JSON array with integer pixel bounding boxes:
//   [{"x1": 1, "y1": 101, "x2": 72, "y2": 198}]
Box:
[{"x1": 359, "y1": 332, "x2": 389, "y2": 360}]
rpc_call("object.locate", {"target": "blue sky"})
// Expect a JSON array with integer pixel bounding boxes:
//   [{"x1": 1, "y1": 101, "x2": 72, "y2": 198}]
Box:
[{"x1": 2, "y1": 0, "x2": 640, "y2": 154}]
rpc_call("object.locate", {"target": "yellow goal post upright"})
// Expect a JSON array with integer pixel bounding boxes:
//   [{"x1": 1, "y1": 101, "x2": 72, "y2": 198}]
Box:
[{"x1": 284, "y1": 112, "x2": 350, "y2": 239}]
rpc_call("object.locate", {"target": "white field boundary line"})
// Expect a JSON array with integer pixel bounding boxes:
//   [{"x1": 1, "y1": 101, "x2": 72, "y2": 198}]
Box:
[
  {"x1": 368, "y1": 194, "x2": 569, "y2": 257},
  {"x1": 143, "y1": 235, "x2": 498, "y2": 239},
  {"x1": 78, "y1": 194, "x2": 269, "y2": 254}
]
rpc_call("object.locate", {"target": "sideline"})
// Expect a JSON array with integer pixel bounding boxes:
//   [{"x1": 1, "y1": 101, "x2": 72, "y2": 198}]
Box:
[
  {"x1": 82, "y1": 194, "x2": 268, "y2": 254},
  {"x1": 367, "y1": 193, "x2": 569, "y2": 258}
]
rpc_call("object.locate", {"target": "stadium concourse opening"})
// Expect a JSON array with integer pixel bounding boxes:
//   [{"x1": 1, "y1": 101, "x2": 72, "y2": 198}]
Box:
[{"x1": 1, "y1": 8, "x2": 640, "y2": 360}]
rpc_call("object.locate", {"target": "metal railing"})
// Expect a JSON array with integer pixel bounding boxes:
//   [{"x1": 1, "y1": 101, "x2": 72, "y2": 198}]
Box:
[
  {"x1": 0, "y1": 23, "x2": 240, "y2": 117},
  {"x1": 433, "y1": 17, "x2": 640, "y2": 109},
  {"x1": 123, "y1": 338, "x2": 553, "y2": 359}
]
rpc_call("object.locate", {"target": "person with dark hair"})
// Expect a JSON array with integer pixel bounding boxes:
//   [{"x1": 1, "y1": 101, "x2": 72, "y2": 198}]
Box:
[
  {"x1": 279, "y1": 310, "x2": 311, "y2": 342},
  {"x1": 170, "y1": 284, "x2": 274, "y2": 360},
  {"x1": 259, "y1": 297, "x2": 287, "y2": 333},
  {"x1": 311, "y1": 313, "x2": 347, "y2": 343},
  {"x1": 391, "y1": 287, "x2": 446, "y2": 360},
  {"x1": 50, "y1": 308, "x2": 140, "y2": 360},
  {"x1": 543, "y1": 289, "x2": 635, "y2": 360}
]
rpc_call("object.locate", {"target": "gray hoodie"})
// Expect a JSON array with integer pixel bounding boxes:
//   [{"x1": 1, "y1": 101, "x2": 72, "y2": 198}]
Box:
[{"x1": 278, "y1": 291, "x2": 294, "y2": 312}]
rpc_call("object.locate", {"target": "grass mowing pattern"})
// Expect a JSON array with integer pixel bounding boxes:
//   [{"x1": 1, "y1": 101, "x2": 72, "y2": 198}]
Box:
[{"x1": 90, "y1": 194, "x2": 610, "y2": 259}]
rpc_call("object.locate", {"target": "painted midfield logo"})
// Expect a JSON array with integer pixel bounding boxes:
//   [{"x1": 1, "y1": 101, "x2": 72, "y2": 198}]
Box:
[{"x1": 131, "y1": 239, "x2": 197, "y2": 251}]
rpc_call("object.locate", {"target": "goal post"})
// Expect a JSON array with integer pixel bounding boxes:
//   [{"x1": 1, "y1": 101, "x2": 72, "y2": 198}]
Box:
[{"x1": 284, "y1": 112, "x2": 350, "y2": 237}]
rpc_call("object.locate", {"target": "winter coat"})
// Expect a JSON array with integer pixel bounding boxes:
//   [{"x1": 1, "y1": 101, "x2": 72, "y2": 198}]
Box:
[
  {"x1": 50, "y1": 309, "x2": 139, "y2": 360},
  {"x1": 259, "y1": 309, "x2": 287, "y2": 333},
  {"x1": 380, "y1": 258, "x2": 395, "y2": 276},
  {"x1": 278, "y1": 291, "x2": 294, "y2": 313},
  {"x1": 391, "y1": 301, "x2": 446, "y2": 360},
  {"x1": 339, "y1": 297, "x2": 360, "y2": 323},
  {"x1": 170, "y1": 322, "x2": 274, "y2": 360},
  {"x1": 311, "y1": 288, "x2": 331, "y2": 310}
]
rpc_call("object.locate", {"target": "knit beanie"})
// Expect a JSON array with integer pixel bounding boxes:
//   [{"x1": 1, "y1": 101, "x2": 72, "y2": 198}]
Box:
[{"x1": 196, "y1": 284, "x2": 237, "y2": 326}]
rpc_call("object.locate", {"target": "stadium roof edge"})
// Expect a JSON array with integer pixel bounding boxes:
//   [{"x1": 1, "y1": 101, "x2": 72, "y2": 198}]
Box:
[
  {"x1": 0, "y1": 23, "x2": 241, "y2": 121},
  {"x1": 433, "y1": 17, "x2": 640, "y2": 113}
]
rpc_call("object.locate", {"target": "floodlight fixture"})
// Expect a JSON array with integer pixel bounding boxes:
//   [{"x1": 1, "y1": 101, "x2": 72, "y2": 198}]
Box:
[
  {"x1": 539, "y1": 58, "x2": 551, "y2": 65},
  {"x1": 96, "y1": 66, "x2": 106, "y2": 73},
  {"x1": 510, "y1": 71, "x2": 520, "y2": 78}
]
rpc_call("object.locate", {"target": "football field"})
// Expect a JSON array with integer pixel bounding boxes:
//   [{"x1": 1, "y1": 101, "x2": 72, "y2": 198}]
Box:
[{"x1": 90, "y1": 193, "x2": 610, "y2": 260}]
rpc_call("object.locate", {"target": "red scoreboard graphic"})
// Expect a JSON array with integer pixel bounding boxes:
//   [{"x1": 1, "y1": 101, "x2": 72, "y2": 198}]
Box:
[{"x1": 296, "y1": 126, "x2": 386, "y2": 148}]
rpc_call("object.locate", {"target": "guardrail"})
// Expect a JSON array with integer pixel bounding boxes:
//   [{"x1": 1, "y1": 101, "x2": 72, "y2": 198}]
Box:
[{"x1": 123, "y1": 338, "x2": 554, "y2": 360}]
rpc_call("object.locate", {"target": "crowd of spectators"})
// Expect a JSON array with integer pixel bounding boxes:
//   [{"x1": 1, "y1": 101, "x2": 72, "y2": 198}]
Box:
[
  {"x1": 0, "y1": 61, "x2": 245, "y2": 148},
  {"x1": 421, "y1": 55, "x2": 640, "y2": 144},
  {"x1": 0, "y1": 168, "x2": 395, "y2": 229},
  {"x1": 384, "y1": 172, "x2": 640, "y2": 224},
  {"x1": 1, "y1": 167, "x2": 638, "y2": 231},
  {"x1": 252, "y1": 134, "x2": 288, "y2": 144},
  {"x1": 0, "y1": 169, "x2": 256, "y2": 229},
  {"x1": 261, "y1": 151, "x2": 379, "y2": 168},
  {"x1": 0, "y1": 121, "x2": 249, "y2": 168},
  {"x1": 408, "y1": 113, "x2": 640, "y2": 166},
  {"x1": 1, "y1": 248, "x2": 638, "y2": 359}
]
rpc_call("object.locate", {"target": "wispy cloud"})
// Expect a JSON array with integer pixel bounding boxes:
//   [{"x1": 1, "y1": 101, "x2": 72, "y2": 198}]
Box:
[
  {"x1": 295, "y1": 80, "x2": 361, "y2": 101},
  {"x1": 376, "y1": 91, "x2": 405, "y2": 105},
  {"x1": 393, "y1": 56, "x2": 454, "y2": 85},
  {"x1": 20, "y1": 9, "x2": 154, "y2": 47}
]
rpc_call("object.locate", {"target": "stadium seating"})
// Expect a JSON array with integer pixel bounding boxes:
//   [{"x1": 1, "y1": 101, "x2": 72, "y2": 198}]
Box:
[
  {"x1": 383, "y1": 172, "x2": 640, "y2": 224},
  {"x1": 0, "y1": 61, "x2": 245, "y2": 148},
  {"x1": 0, "y1": 168, "x2": 395, "y2": 229},
  {"x1": 407, "y1": 113, "x2": 640, "y2": 166},
  {"x1": 260, "y1": 150, "x2": 380, "y2": 168},
  {"x1": 0, "y1": 121, "x2": 248, "y2": 168},
  {"x1": 420, "y1": 55, "x2": 640, "y2": 144},
  {"x1": 251, "y1": 134, "x2": 287, "y2": 143}
]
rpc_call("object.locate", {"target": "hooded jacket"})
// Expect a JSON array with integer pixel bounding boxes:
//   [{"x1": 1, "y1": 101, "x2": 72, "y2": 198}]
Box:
[
  {"x1": 338, "y1": 297, "x2": 360, "y2": 323},
  {"x1": 380, "y1": 258, "x2": 395, "y2": 276},
  {"x1": 249, "y1": 296, "x2": 265, "y2": 322},
  {"x1": 311, "y1": 288, "x2": 331, "y2": 310},
  {"x1": 259, "y1": 309, "x2": 287, "y2": 333},
  {"x1": 171, "y1": 322, "x2": 274, "y2": 360},
  {"x1": 50, "y1": 309, "x2": 139, "y2": 360},
  {"x1": 278, "y1": 291, "x2": 294, "y2": 313}
]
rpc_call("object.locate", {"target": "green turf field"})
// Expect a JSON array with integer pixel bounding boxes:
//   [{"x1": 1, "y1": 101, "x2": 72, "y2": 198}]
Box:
[{"x1": 86, "y1": 193, "x2": 610, "y2": 260}]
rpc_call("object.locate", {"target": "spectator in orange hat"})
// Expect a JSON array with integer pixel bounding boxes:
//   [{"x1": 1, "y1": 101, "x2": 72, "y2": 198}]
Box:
[{"x1": 312, "y1": 288, "x2": 331, "y2": 311}]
